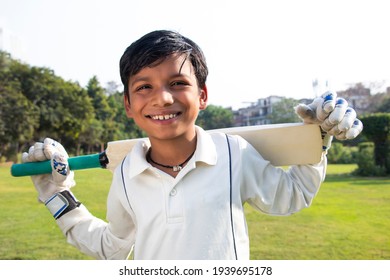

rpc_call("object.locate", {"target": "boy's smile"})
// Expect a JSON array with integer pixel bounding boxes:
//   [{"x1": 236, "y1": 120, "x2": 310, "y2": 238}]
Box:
[
  {"x1": 148, "y1": 113, "x2": 178, "y2": 121},
  {"x1": 124, "y1": 53, "x2": 208, "y2": 144}
]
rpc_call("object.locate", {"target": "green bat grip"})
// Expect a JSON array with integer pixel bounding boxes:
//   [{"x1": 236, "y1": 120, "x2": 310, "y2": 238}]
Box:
[{"x1": 10, "y1": 152, "x2": 109, "y2": 177}]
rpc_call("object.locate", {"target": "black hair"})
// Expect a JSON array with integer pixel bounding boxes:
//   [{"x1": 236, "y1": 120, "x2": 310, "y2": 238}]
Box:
[{"x1": 119, "y1": 30, "x2": 208, "y2": 95}]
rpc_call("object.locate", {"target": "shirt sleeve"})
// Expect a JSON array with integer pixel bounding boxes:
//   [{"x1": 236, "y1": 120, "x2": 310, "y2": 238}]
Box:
[
  {"x1": 55, "y1": 168, "x2": 136, "y2": 259},
  {"x1": 237, "y1": 135, "x2": 327, "y2": 215}
]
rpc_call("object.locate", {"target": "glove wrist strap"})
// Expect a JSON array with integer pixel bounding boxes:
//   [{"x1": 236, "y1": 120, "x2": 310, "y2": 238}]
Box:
[{"x1": 45, "y1": 190, "x2": 81, "y2": 219}]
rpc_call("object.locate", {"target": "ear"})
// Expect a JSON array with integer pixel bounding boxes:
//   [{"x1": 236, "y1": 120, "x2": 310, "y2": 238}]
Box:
[
  {"x1": 123, "y1": 94, "x2": 133, "y2": 118},
  {"x1": 199, "y1": 85, "x2": 208, "y2": 110}
]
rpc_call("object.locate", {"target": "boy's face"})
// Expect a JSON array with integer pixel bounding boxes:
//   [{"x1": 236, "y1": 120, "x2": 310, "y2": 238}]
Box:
[{"x1": 124, "y1": 53, "x2": 208, "y2": 142}]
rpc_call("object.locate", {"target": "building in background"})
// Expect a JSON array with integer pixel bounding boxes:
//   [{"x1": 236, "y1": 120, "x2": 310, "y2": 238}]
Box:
[
  {"x1": 336, "y1": 84, "x2": 371, "y2": 114},
  {"x1": 233, "y1": 95, "x2": 284, "y2": 126},
  {"x1": 233, "y1": 84, "x2": 378, "y2": 128}
]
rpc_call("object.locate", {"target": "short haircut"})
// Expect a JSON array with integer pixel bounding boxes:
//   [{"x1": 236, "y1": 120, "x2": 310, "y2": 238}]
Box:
[{"x1": 119, "y1": 30, "x2": 208, "y2": 95}]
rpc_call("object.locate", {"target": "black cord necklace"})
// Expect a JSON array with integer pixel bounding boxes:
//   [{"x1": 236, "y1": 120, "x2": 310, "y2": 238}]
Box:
[{"x1": 146, "y1": 148, "x2": 195, "y2": 172}]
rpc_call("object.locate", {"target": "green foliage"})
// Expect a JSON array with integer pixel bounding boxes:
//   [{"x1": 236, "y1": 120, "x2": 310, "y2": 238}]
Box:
[
  {"x1": 0, "y1": 51, "x2": 144, "y2": 161},
  {"x1": 268, "y1": 98, "x2": 301, "y2": 124},
  {"x1": 347, "y1": 111, "x2": 390, "y2": 177},
  {"x1": 377, "y1": 97, "x2": 390, "y2": 113},
  {"x1": 353, "y1": 142, "x2": 387, "y2": 176},
  {"x1": 0, "y1": 52, "x2": 40, "y2": 160},
  {"x1": 196, "y1": 104, "x2": 234, "y2": 129},
  {"x1": 360, "y1": 113, "x2": 390, "y2": 174},
  {"x1": 327, "y1": 142, "x2": 358, "y2": 164}
]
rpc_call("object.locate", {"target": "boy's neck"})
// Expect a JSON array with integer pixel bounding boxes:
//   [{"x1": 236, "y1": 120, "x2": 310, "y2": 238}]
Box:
[{"x1": 147, "y1": 133, "x2": 197, "y2": 177}]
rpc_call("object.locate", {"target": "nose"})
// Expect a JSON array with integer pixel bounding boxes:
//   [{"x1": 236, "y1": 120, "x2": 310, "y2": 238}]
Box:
[{"x1": 152, "y1": 87, "x2": 174, "y2": 107}]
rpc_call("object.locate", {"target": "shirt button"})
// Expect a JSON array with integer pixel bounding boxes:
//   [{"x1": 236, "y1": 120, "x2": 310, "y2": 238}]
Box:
[{"x1": 170, "y1": 188, "x2": 177, "y2": 196}]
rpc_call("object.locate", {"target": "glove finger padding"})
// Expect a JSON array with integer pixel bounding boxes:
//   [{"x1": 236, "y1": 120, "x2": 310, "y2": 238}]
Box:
[
  {"x1": 320, "y1": 98, "x2": 349, "y2": 132},
  {"x1": 294, "y1": 91, "x2": 337, "y2": 124},
  {"x1": 345, "y1": 119, "x2": 363, "y2": 140},
  {"x1": 22, "y1": 142, "x2": 46, "y2": 163},
  {"x1": 316, "y1": 91, "x2": 337, "y2": 122},
  {"x1": 295, "y1": 91, "x2": 363, "y2": 151},
  {"x1": 322, "y1": 92, "x2": 337, "y2": 112},
  {"x1": 338, "y1": 107, "x2": 357, "y2": 131},
  {"x1": 295, "y1": 99, "x2": 323, "y2": 124},
  {"x1": 294, "y1": 103, "x2": 318, "y2": 124},
  {"x1": 30, "y1": 153, "x2": 75, "y2": 203},
  {"x1": 22, "y1": 138, "x2": 69, "y2": 163},
  {"x1": 22, "y1": 138, "x2": 75, "y2": 203},
  {"x1": 51, "y1": 152, "x2": 75, "y2": 188},
  {"x1": 327, "y1": 98, "x2": 348, "y2": 124},
  {"x1": 43, "y1": 138, "x2": 70, "y2": 159}
]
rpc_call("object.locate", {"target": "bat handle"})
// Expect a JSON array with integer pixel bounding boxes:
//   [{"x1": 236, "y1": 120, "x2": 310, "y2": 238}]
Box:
[{"x1": 10, "y1": 152, "x2": 109, "y2": 177}]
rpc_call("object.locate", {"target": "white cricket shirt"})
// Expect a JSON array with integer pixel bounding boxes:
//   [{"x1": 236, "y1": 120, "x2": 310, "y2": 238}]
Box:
[{"x1": 57, "y1": 126, "x2": 326, "y2": 260}]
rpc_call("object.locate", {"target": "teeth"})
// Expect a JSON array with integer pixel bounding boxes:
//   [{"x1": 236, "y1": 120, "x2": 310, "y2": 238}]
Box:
[{"x1": 151, "y1": 114, "x2": 176, "y2": 120}]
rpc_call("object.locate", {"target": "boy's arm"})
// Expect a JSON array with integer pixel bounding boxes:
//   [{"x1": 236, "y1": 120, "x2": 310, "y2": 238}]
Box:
[
  {"x1": 22, "y1": 138, "x2": 134, "y2": 259},
  {"x1": 242, "y1": 91, "x2": 362, "y2": 214},
  {"x1": 239, "y1": 135, "x2": 327, "y2": 215},
  {"x1": 55, "y1": 170, "x2": 135, "y2": 260}
]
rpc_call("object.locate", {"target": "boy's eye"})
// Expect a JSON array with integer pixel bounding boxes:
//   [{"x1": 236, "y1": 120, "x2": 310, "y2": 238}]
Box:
[
  {"x1": 171, "y1": 81, "x2": 188, "y2": 87},
  {"x1": 136, "y1": 85, "x2": 151, "y2": 91}
]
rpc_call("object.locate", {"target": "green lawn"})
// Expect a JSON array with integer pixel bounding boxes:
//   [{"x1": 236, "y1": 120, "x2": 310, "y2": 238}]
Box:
[
  {"x1": 247, "y1": 164, "x2": 390, "y2": 259},
  {"x1": 0, "y1": 164, "x2": 389, "y2": 260}
]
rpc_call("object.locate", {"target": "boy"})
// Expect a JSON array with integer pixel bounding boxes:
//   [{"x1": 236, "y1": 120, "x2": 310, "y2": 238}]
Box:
[{"x1": 23, "y1": 30, "x2": 362, "y2": 260}]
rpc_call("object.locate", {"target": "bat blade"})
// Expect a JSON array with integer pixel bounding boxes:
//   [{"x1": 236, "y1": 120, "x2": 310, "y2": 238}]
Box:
[
  {"x1": 211, "y1": 123, "x2": 322, "y2": 166},
  {"x1": 105, "y1": 123, "x2": 322, "y2": 171}
]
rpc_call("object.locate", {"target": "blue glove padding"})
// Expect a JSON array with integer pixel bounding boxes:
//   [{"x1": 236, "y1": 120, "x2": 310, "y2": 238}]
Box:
[
  {"x1": 22, "y1": 138, "x2": 75, "y2": 203},
  {"x1": 295, "y1": 91, "x2": 363, "y2": 150}
]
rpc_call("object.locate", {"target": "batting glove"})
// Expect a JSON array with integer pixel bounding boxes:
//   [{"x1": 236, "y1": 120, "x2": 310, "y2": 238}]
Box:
[
  {"x1": 22, "y1": 138, "x2": 79, "y2": 219},
  {"x1": 294, "y1": 91, "x2": 363, "y2": 150}
]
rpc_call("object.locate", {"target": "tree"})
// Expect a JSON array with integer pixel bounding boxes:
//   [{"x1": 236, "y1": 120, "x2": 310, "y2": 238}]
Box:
[
  {"x1": 58, "y1": 82, "x2": 95, "y2": 154},
  {"x1": 87, "y1": 76, "x2": 114, "y2": 120},
  {"x1": 365, "y1": 91, "x2": 390, "y2": 113},
  {"x1": 0, "y1": 81, "x2": 39, "y2": 161},
  {"x1": 196, "y1": 105, "x2": 234, "y2": 130},
  {"x1": 268, "y1": 98, "x2": 301, "y2": 124},
  {"x1": 377, "y1": 97, "x2": 390, "y2": 113},
  {"x1": 107, "y1": 92, "x2": 145, "y2": 140},
  {"x1": 0, "y1": 51, "x2": 98, "y2": 158},
  {"x1": 354, "y1": 142, "x2": 386, "y2": 176},
  {"x1": 326, "y1": 142, "x2": 357, "y2": 164},
  {"x1": 360, "y1": 113, "x2": 390, "y2": 174},
  {"x1": 86, "y1": 76, "x2": 117, "y2": 150},
  {"x1": 0, "y1": 51, "x2": 40, "y2": 160}
]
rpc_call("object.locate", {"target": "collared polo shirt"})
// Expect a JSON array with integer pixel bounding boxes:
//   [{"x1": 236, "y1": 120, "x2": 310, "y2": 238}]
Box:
[{"x1": 57, "y1": 126, "x2": 326, "y2": 260}]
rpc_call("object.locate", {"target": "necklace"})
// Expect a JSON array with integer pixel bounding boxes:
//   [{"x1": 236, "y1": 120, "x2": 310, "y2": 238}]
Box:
[{"x1": 146, "y1": 149, "x2": 195, "y2": 172}]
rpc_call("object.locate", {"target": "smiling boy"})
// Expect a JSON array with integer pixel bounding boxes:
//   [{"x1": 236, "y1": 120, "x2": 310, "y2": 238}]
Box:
[
  {"x1": 23, "y1": 30, "x2": 362, "y2": 260},
  {"x1": 123, "y1": 52, "x2": 207, "y2": 177}
]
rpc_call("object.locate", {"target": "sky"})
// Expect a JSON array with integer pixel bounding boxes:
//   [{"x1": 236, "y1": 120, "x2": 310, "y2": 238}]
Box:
[{"x1": 1, "y1": 0, "x2": 389, "y2": 109}]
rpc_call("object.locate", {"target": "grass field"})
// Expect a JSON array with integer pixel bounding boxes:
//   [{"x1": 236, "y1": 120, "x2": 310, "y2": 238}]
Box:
[{"x1": 0, "y1": 164, "x2": 389, "y2": 260}]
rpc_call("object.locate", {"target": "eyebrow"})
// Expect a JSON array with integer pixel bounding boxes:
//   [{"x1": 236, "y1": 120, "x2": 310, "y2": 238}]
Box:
[
  {"x1": 131, "y1": 72, "x2": 192, "y2": 85},
  {"x1": 130, "y1": 76, "x2": 150, "y2": 85}
]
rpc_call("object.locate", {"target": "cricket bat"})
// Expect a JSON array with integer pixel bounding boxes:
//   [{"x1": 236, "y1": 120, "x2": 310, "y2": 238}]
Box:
[{"x1": 10, "y1": 123, "x2": 323, "y2": 177}]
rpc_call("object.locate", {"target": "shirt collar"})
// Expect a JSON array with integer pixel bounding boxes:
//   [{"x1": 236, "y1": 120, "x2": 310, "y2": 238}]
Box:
[
  {"x1": 128, "y1": 138, "x2": 151, "y2": 178},
  {"x1": 127, "y1": 125, "x2": 218, "y2": 179},
  {"x1": 193, "y1": 125, "x2": 218, "y2": 166}
]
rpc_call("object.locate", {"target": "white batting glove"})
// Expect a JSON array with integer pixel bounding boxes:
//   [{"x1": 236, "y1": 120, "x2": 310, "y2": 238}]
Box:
[
  {"x1": 295, "y1": 91, "x2": 363, "y2": 150},
  {"x1": 22, "y1": 138, "x2": 76, "y2": 203}
]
